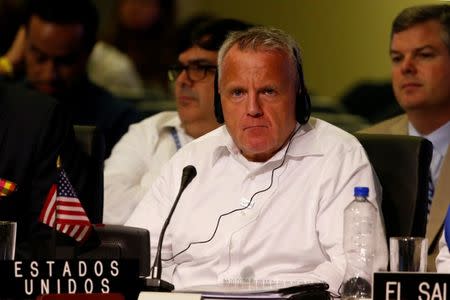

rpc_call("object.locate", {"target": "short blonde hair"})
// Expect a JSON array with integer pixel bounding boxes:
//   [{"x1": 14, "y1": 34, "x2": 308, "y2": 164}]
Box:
[{"x1": 217, "y1": 26, "x2": 302, "y2": 90}]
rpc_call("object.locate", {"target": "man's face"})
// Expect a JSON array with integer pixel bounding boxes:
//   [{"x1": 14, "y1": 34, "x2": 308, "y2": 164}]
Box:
[
  {"x1": 175, "y1": 46, "x2": 218, "y2": 138},
  {"x1": 25, "y1": 15, "x2": 90, "y2": 97},
  {"x1": 390, "y1": 20, "x2": 450, "y2": 114},
  {"x1": 219, "y1": 46, "x2": 297, "y2": 162}
]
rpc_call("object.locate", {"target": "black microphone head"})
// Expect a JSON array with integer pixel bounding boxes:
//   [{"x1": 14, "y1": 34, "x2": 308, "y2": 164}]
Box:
[{"x1": 181, "y1": 165, "x2": 197, "y2": 189}]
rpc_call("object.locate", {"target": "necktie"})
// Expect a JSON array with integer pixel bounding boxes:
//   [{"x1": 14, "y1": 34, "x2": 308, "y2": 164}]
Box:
[
  {"x1": 427, "y1": 149, "x2": 443, "y2": 215},
  {"x1": 428, "y1": 174, "x2": 434, "y2": 215},
  {"x1": 430, "y1": 149, "x2": 443, "y2": 185}
]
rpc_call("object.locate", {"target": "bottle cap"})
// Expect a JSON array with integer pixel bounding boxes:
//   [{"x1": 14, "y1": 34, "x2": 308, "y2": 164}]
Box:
[{"x1": 354, "y1": 186, "x2": 369, "y2": 197}]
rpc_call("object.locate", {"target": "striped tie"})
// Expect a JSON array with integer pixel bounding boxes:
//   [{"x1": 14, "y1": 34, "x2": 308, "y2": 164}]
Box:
[
  {"x1": 427, "y1": 173, "x2": 434, "y2": 217},
  {"x1": 427, "y1": 149, "x2": 443, "y2": 217}
]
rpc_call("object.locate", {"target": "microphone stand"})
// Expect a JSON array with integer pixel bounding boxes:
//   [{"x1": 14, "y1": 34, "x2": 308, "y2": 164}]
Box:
[{"x1": 143, "y1": 165, "x2": 197, "y2": 292}]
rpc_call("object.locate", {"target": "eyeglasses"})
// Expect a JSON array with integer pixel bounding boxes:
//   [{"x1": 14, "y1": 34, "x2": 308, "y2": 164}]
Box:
[{"x1": 168, "y1": 64, "x2": 217, "y2": 82}]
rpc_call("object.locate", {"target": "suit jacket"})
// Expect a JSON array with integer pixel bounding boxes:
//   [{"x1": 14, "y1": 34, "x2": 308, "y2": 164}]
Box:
[
  {"x1": 0, "y1": 82, "x2": 98, "y2": 258},
  {"x1": 49, "y1": 77, "x2": 142, "y2": 157},
  {"x1": 360, "y1": 114, "x2": 450, "y2": 271}
]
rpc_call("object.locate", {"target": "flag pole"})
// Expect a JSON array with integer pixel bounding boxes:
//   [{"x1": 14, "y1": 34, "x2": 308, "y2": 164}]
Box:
[{"x1": 52, "y1": 156, "x2": 62, "y2": 258}]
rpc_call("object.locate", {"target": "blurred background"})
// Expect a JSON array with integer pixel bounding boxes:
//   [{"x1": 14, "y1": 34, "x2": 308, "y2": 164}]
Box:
[{"x1": 0, "y1": 0, "x2": 445, "y2": 129}]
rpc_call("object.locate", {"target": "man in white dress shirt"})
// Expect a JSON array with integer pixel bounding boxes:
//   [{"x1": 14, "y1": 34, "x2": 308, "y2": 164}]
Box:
[
  {"x1": 125, "y1": 27, "x2": 388, "y2": 293},
  {"x1": 103, "y1": 19, "x2": 251, "y2": 224}
]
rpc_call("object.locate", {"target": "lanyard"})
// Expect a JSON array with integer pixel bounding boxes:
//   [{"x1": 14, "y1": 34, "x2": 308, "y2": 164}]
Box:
[{"x1": 170, "y1": 127, "x2": 182, "y2": 151}]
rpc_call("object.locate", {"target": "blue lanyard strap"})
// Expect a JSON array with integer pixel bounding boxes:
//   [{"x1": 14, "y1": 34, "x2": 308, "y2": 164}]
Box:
[
  {"x1": 170, "y1": 127, "x2": 182, "y2": 151},
  {"x1": 445, "y1": 205, "x2": 450, "y2": 250}
]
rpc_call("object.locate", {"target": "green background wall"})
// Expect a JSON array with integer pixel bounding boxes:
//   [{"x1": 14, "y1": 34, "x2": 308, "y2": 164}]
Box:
[{"x1": 176, "y1": 0, "x2": 443, "y2": 103}]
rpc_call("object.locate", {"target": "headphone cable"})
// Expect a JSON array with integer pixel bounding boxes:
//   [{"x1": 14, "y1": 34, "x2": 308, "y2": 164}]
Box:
[{"x1": 162, "y1": 125, "x2": 302, "y2": 262}]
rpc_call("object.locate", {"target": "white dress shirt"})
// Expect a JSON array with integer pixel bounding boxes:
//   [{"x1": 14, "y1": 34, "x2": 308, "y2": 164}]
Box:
[
  {"x1": 103, "y1": 111, "x2": 193, "y2": 224},
  {"x1": 409, "y1": 120, "x2": 450, "y2": 186},
  {"x1": 125, "y1": 118, "x2": 388, "y2": 294},
  {"x1": 436, "y1": 232, "x2": 450, "y2": 272},
  {"x1": 88, "y1": 41, "x2": 145, "y2": 98}
]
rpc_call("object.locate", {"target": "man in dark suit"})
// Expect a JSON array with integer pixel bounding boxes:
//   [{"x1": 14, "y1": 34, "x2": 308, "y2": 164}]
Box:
[
  {"x1": 0, "y1": 0, "x2": 141, "y2": 157},
  {"x1": 361, "y1": 4, "x2": 450, "y2": 271},
  {"x1": 0, "y1": 81, "x2": 92, "y2": 258}
]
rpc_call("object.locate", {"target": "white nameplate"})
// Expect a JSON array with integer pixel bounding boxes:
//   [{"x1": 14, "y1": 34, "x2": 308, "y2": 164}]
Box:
[{"x1": 373, "y1": 272, "x2": 450, "y2": 300}]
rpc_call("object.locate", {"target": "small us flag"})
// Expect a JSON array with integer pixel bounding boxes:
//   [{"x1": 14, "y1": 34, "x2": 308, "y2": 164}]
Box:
[{"x1": 39, "y1": 168, "x2": 92, "y2": 243}]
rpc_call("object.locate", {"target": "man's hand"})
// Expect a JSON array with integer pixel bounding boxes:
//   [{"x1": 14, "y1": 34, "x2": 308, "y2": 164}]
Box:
[{"x1": 1, "y1": 26, "x2": 26, "y2": 75}]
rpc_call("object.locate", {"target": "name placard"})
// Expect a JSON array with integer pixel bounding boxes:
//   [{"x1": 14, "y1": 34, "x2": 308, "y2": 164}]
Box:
[
  {"x1": 0, "y1": 259, "x2": 139, "y2": 298},
  {"x1": 373, "y1": 272, "x2": 449, "y2": 300}
]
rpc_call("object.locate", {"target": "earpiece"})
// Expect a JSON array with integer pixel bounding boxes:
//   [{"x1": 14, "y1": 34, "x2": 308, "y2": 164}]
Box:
[
  {"x1": 213, "y1": 71, "x2": 225, "y2": 123},
  {"x1": 214, "y1": 49, "x2": 311, "y2": 125},
  {"x1": 295, "y1": 59, "x2": 311, "y2": 124}
]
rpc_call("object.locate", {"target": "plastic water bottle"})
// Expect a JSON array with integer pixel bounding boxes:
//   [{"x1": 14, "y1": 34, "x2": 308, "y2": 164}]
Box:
[{"x1": 341, "y1": 187, "x2": 377, "y2": 300}]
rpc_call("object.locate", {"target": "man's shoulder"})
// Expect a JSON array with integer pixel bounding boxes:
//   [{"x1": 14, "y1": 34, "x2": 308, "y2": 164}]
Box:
[
  {"x1": 171, "y1": 126, "x2": 225, "y2": 158},
  {"x1": 0, "y1": 81, "x2": 59, "y2": 116},
  {"x1": 128, "y1": 111, "x2": 179, "y2": 135},
  {"x1": 308, "y1": 118, "x2": 362, "y2": 150},
  {"x1": 358, "y1": 114, "x2": 408, "y2": 134},
  {"x1": 86, "y1": 80, "x2": 142, "y2": 119},
  {"x1": 87, "y1": 81, "x2": 132, "y2": 109}
]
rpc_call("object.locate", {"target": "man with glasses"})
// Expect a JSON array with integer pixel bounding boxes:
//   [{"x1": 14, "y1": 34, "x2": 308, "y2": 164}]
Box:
[{"x1": 103, "y1": 18, "x2": 251, "y2": 224}]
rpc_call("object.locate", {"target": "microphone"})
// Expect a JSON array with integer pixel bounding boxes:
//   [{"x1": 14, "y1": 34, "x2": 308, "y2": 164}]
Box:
[{"x1": 144, "y1": 165, "x2": 197, "y2": 292}]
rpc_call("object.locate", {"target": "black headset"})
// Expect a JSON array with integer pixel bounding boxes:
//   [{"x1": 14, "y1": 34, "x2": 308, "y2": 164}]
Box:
[{"x1": 214, "y1": 48, "x2": 311, "y2": 124}]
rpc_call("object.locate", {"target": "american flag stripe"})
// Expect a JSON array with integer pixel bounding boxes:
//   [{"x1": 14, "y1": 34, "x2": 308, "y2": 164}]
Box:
[
  {"x1": 56, "y1": 207, "x2": 88, "y2": 213},
  {"x1": 57, "y1": 197, "x2": 83, "y2": 204},
  {"x1": 57, "y1": 206, "x2": 85, "y2": 212},
  {"x1": 39, "y1": 184, "x2": 57, "y2": 226},
  {"x1": 57, "y1": 211, "x2": 87, "y2": 217},
  {"x1": 76, "y1": 226, "x2": 91, "y2": 242},
  {"x1": 56, "y1": 215, "x2": 89, "y2": 225},
  {"x1": 55, "y1": 212, "x2": 90, "y2": 219},
  {"x1": 70, "y1": 225, "x2": 80, "y2": 237}
]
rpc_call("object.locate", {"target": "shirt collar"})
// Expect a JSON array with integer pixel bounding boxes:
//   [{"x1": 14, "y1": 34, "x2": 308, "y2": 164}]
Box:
[
  {"x1": 159, "y1": 112, "x2": 194, "y2": 146},
  {"x1": 408, "y1": 120, "x2": 450, "y2": 158},
  {"x1": 211, "y1": 118, "x2": 324, "y2": 166},
  {"x1": 160, "y1": 112, "x2": 182, "y2": 129},
  {"x1": 159, "y1": 112, "x2": 190, "y2": 138}
]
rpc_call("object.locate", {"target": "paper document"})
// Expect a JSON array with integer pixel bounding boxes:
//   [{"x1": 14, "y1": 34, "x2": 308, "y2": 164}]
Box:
[{"x1": 177, "y1": 281, "x2": 329, "y2": 300}]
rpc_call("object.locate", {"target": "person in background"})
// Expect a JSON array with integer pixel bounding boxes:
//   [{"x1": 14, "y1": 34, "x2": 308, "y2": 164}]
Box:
[
  {"x1": 360, "y1": 4, "x2": 450, "y2": 271},
  {"x1": 103, "y1": 0, "x2": 177, "y2": 99},
  {"x1": 0, "y1": 81, "x2": 90, "y2": 258},
  {"x1": 103, "y1": 18, "x2": 251, "y2": 224},
  {"x1": 0, "y1": 0, "x2": 145, "y2": 100},
  {"x1": 125, "y1": 26, "x2": 388, "y2": 294},
  {"x1": 87, "y1": 40, "x2": 145, "y2": 99},
  {"x1": 0, "y1": 0, "x2": 142, "y2": 157}
]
